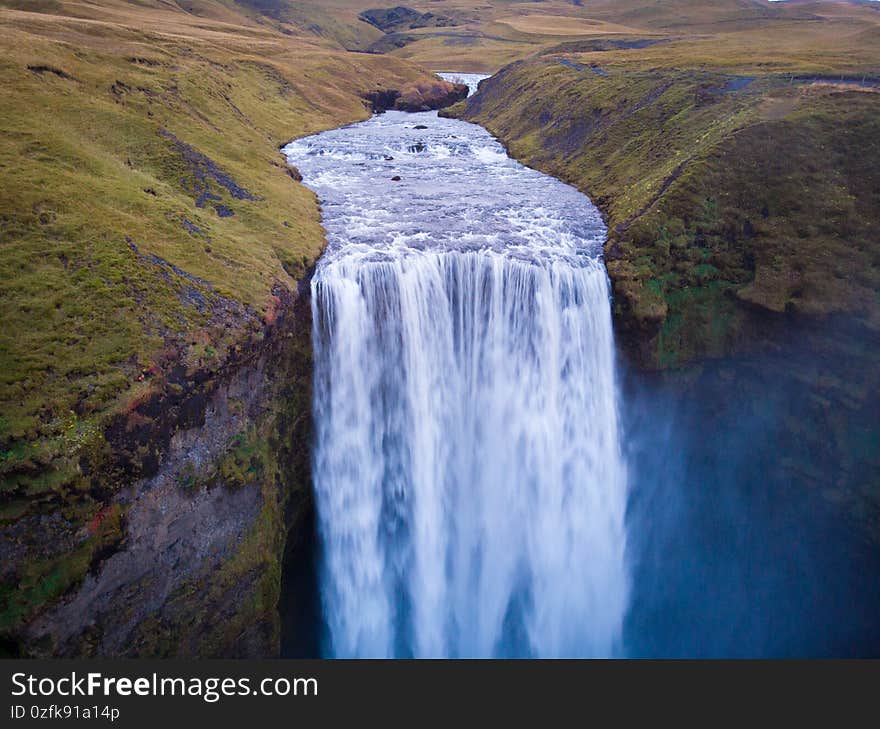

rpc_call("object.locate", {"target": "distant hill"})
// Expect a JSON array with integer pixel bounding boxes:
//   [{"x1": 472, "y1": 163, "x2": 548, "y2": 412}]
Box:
[{"x1": 359, "y1": 6, "x2": 456, "y2": 33}]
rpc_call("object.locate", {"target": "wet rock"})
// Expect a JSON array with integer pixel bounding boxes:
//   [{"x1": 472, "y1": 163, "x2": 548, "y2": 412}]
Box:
[
  {"x1": 362, "y1": 89, "x2": 401, "y2": 114},
  {"x1": 391, "y1": 176, "x2": 402, "y2": 182}
]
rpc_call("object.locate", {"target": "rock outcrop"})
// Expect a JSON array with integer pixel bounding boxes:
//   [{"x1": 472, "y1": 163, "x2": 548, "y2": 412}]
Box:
[
  {"x1": 363, "y1": 80, "x2": 468, "y2": 113},
  {"x1": 9, "y1": 283, "x2": 314, "y2": 657},
  {"x1": 359, "y1": 6, "x2": 455, "y2": 33}
]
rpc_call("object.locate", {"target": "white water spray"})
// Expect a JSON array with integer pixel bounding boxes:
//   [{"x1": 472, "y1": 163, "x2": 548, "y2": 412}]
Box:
[{"x1": 284, "y1": 75, "x2": 628, "y2": 657}]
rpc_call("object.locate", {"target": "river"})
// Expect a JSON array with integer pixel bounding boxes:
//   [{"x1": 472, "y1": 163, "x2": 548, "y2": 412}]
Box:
[{"x1": 283, "y1": 74, "x2": 629, "y2": 657}]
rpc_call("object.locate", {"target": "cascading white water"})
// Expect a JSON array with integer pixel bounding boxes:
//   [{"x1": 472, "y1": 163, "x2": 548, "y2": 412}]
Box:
[{"x1": 283, "y1": 74, "x2": 628, "y2": 658}]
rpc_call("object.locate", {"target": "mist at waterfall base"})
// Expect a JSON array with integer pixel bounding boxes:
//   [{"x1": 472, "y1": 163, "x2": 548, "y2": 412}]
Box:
[
  {"x1": 622, "y1": 328, "x2": 880, "y2": 657},
  {"x1": 280, "y1": 74, "x2": 880, "y2": 657}
]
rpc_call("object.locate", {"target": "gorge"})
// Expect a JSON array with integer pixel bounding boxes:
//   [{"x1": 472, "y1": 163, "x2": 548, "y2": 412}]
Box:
[{"x1": 284, "y1": 75, "x2": 628, "y2": 657}]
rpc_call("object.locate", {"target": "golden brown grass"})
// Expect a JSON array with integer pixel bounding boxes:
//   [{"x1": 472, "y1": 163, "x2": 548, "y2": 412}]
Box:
[{"x1": 284, "y1": 0, "x2": 877, "y2": 71}]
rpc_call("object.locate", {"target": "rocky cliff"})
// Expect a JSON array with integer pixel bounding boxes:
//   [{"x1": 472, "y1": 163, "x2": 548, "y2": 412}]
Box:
[{"x1": 16, "y1": 282, "x2": 314, "y2": 657}]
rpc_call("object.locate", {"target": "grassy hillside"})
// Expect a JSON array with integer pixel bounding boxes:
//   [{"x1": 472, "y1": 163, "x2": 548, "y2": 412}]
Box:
[
  {"x1": 270, "y1": 0, "x2": 880, "y2": 71},
  {"x1": 4, "y1": 0, "x2": 879, "y2": 652},
  {"x1": 0, "y1": 0, "x2": 449, "y2": 487},
  {"x1": 0, "y1": 0, "x2": 460, "y2": 651},
  {"x1": 450, "y1": 16, "x2": 880, "y2": 367}
]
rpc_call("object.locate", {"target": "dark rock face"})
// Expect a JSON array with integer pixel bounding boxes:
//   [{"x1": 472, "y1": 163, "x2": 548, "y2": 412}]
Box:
[
  {"x1": 362, "y1": 88, "x2": 401, "y2": 113},
  {"x1": 362, "y1": 80, "x2": 468, "y2": 114},
  {"x1": 9, "y1": 283, "x2": 315, "y2": 658},
  {"x1": 392, "y1": 81, "x2": 468, "y2": 112}
]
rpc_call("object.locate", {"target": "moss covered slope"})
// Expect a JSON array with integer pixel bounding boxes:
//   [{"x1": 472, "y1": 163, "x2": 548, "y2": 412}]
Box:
[{"x1": 451, "y1": 50, "x2": 880, "y2": 368}]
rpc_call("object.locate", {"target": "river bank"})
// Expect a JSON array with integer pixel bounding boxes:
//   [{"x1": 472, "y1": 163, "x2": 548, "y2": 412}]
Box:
[{"x1": 0, "y1": 4, "x2": 466, "y2": 657}]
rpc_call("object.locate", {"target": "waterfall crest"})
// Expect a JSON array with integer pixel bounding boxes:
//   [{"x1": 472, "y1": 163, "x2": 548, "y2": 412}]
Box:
[{"x1": 284, "y1": 80, "x2": 628, "y2": 657}]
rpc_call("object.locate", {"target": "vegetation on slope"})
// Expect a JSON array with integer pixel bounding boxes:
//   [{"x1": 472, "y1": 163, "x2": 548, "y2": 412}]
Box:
[
  {"x1": 267, "y1": 0, "x2": 880, "y2": 71},
  {"x1": 451, "y1": 23, "x2": 880, "y2": 367},
  {"x1": 4, "y1": 0, "x2": 879, "y2": 650},
  {"x1": 0, "y1": 0, "x2": 459, "y2": 652}
]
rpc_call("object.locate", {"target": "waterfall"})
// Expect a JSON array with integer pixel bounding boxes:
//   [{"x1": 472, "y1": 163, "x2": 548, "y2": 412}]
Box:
[{"x1": 284, "y1": 79, "x2": 628, "y2": 657}]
